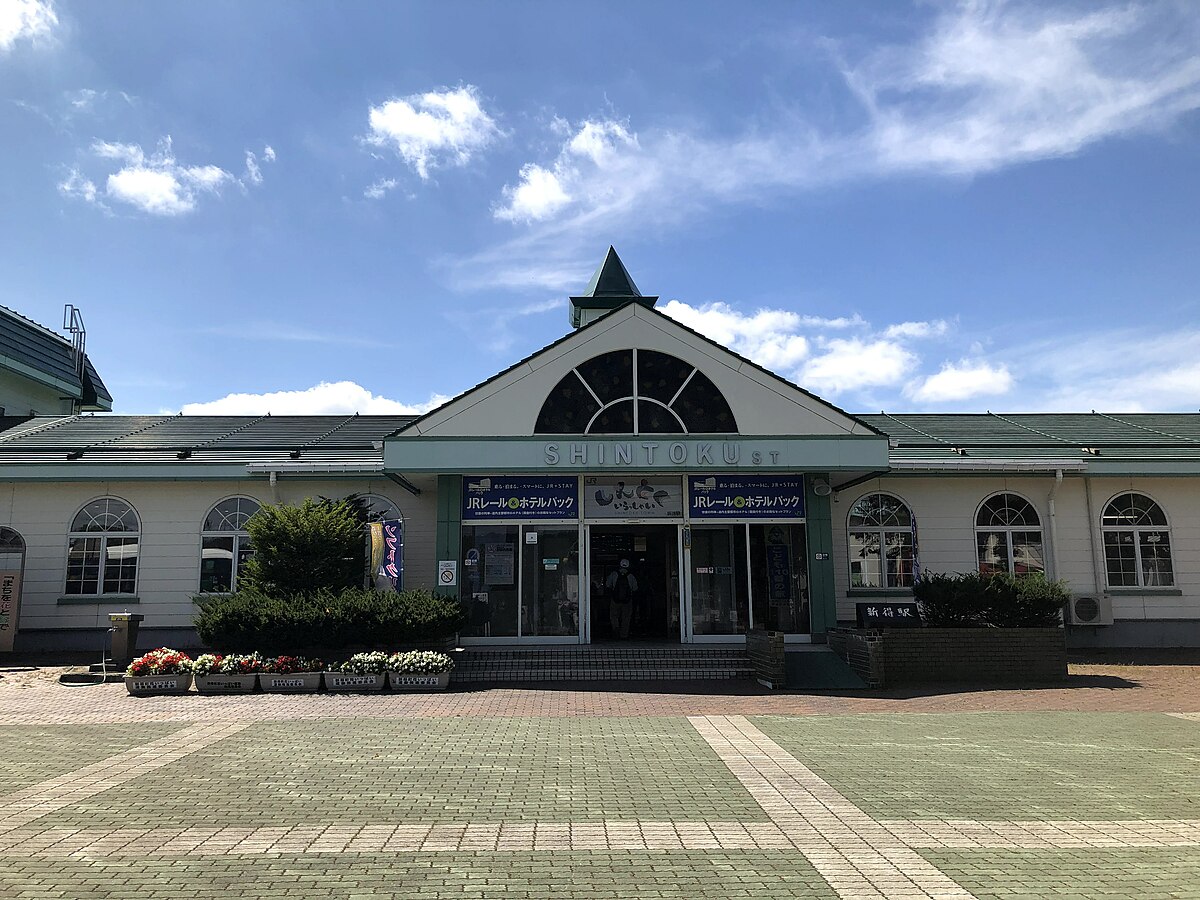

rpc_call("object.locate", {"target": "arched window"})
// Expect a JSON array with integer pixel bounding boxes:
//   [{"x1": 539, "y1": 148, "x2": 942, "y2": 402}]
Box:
[
  {"x1": 848, "y1": 493, "x2": 914, "y2": 588},
  {"x1": 200, "y1": 497, "x2": 261, "y2": 593},
  {"x1": 535, "y1": 349, "x2": 737, "y2": 434},
  {"x1": 66, "y1": 498, "x2": 140, "y2": 596},
  {"x1": 359, "y1": 493, "x2": 402, "y2": 523},
  {"x1": 1102, "y1": 493, "x2": 1174, "y2": 587},
  {"x1": 975, "y1": 493, "x2": 1044, "y2": 576}
]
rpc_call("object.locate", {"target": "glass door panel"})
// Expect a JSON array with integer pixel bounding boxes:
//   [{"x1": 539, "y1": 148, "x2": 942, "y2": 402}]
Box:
[
  {"x1": 750, "y1": 524, "x2": 809, "y2": 634},
  {"x1": 521, "y1": 528, "x2": 580, "y2": 637},
  {"x1": 690, "y1": 525, "x2": 748, "y2": 636},
  {"x1": 460, "y1": 525, "x2": 519, "y2": 637}
]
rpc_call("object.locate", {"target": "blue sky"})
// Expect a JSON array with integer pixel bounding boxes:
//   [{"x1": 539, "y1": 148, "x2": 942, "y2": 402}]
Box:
[{"x1": 3, "y1": 0, "x2": 1199, "y2": 416}]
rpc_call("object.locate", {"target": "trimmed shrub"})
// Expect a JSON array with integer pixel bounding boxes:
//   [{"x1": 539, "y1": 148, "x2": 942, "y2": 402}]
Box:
[
  {"x1": 915, "y1": 571, "x2": 1067, "y2": 628},
  {"x1": 194, "y1": 587, "x2": 465, "y2": 653},
  {"x1": 240, "y1": 498, "x2": 366, "y2": 597}
]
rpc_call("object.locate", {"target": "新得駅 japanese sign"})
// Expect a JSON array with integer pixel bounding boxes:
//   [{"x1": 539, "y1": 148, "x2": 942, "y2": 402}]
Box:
[
  {"x1": 688, "y1": 475, "x2": 806, "y2": 519},
  {"x1": 462, "y1": 476, "x2": 579, "y2": 521}
]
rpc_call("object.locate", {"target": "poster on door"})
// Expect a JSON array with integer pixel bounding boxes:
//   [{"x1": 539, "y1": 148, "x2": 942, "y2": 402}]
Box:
[
  {"x1": 584, "y1": 476, "x2": 683, "y2": 518},
  {"x1": 0, "y1": 571, "x2": 21, "y2": 653}
]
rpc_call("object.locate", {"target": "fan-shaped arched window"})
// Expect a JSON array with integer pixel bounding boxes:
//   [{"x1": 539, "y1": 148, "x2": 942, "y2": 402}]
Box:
[
  {"x1": 66, "y1": 497, "x2": 140, "y2": 595},
  {"x1": 1102, "y1": 493, "x2": 1174, "y2": 587},
  {"x1": 200, "y1": 497, "x2": 261, "y2": 593},
  {"x1": 975, "y1": 493, "x2": 1044, "y2": 576},
  {"x1": 848, "y1": 493, "x2": 914, "y2": 588},
  {"x1": 535, "y1": 349, "x2": 737, "y2": 434},
  {"x1": 359, "y1": 494, "x2": 402, "y2": 523}
]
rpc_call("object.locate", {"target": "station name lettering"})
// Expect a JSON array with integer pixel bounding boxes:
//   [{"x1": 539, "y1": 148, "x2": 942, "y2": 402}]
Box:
[{"x1": 542, "y1": 441, "x2": 780, "y2": 467}]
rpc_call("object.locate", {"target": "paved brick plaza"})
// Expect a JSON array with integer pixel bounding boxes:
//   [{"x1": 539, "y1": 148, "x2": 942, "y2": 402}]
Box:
[{"x1": 1, "y1": 660, "x2": 1199, "y2": 899}]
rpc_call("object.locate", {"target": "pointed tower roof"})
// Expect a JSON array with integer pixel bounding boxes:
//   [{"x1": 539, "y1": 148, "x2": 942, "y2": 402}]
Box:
[{"x1": 569, "y1": 246, "x2": 658, "y2": 327}]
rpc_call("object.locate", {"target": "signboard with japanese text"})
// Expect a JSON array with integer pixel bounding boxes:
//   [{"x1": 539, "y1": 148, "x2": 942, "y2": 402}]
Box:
[
  {"x1": 583, "y1": 476, "x2": 684, "y2": 519},
  {"x1": 855, "y1": 602, "x2": 921, "y2": 628},
  {"x1": 687, "y1": 475, "x2": 806, "y2": 519},
  {"x1": 0, "y1": 570, "x2": 20, "y2": 653},
  {"x1": 462, "y1": 476, "x2": 579, "y2": 521},
  {"x1": 376, "y1": 520, "x2": 403, "y2": 590}
]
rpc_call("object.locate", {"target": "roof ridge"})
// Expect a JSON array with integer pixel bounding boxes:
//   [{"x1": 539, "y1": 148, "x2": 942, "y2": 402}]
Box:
[
  {"x1": 1095, "y1": 411, "x2": 1200, "y2": 444},
  {"x1": 0, "y1": 304, "x2": 72, "y2": 347},
  {"x1": 877, "y1": 412, "x2": 951, "y2": 444},
  {"x1": 986, "y1": 411, "x2": 1074, "y2": 445}
]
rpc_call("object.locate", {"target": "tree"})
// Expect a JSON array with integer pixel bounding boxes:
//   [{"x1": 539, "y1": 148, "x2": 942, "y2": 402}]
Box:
[{"x1": 240, "y1": 498, "x2": 365, "y2": 597}]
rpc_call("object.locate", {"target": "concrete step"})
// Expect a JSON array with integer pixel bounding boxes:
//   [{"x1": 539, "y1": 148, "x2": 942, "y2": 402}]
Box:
[{"x1": 451, "y1": 646, "x2": 753, "y2": 683}]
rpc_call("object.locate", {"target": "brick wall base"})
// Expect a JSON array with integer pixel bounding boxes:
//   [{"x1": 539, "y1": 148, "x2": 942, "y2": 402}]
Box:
[{"x1": 746, "y1": 628, "x2": 786, "y2": 689}]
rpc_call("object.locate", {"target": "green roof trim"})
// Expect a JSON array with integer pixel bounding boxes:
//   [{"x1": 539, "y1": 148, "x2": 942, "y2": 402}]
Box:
[
  {"x1": 0, "y1": 305, "x2": 111, "y2": 411},
  {"x1": 570, "y1": 247, "x2": 657, "y2": 327}
]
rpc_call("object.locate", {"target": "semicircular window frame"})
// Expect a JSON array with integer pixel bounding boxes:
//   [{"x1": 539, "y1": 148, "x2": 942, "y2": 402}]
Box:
[{"x1": 535, "y1": 349, "x2": 737, "y2": 435}]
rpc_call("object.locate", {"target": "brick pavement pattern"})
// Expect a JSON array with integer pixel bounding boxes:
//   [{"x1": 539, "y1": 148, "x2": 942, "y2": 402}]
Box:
[{"x1": 2, "y1": 662, "x2": 1200, "y2": 898}]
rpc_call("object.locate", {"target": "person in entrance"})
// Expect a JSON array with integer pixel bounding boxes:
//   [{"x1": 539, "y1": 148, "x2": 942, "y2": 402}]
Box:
[{"x1": 606, "y1": 558, "x2": 638, "y2": 639}]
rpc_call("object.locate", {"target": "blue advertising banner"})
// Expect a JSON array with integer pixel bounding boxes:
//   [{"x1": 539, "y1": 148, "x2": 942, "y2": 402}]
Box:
[
  {"x1": 688, "y1": 475, "x2": 806, "y2": 519},
  {"x1": 376, "y1": 519, "x2": 403, "y2": 590},
  {"x1": 462, "y1": 476, "x2": 579, "y2": 521},
  {"x1": 765, "y1": 543, "x2": 792, "y2": 600}
]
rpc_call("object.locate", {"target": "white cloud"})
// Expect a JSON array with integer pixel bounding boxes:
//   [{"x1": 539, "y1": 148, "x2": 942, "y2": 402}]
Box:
[
  {"x1": 457, "y1": 2, "x2": 1200, "y2": 291},
  {"x1": 802, "y1": 338, "x2": 918, "y2": 395},
  {"x1": 262, "y1": 145, "x2": 276, "y2": 162},
  {"x1": 0, "y1": 0, "x2": 55, "y2": 51},
  {"x1": 365, "y1": 85, "x2": 499, "y2": 180},
  {"x1": 242, "y1": 146, "x2": 275, "y2": 186},
  {"x1": 180, "y1": 381, "x2": 450, "y2": 416},
  {"x1": 57, "y1": 167, "x2": 96, "y2": 204},
  {"x1": 494, "y1": 118, "x2": 638, "y2": 223},
  {"x1": 884, "y1": 320, "x2": 951, "y2": 340},
  {"x1": 61, "y1": 136, "x2": 269, "y2": 216},
  {"x1": 907, "y1": 359, "x2": 1014, "y2": 403},
  {"x1": 659, "y1": 300, "x2": 812, "y2": 372},
  {"x1": 445, "y1": 296, "x2": 562, "y2": 355},
  {"x1": 363, "y1": 177, "x2": 400, "y2": 200}
]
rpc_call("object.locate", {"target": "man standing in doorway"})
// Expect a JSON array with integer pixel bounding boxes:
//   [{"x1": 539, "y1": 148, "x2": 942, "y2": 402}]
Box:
[{"x1": 606, "y1": 558, "x2": 638, "y2": 639}]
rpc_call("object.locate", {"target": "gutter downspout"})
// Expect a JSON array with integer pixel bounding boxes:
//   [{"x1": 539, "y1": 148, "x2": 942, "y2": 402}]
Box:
[
  {"x1": 1047, "y1": 469, "x2": 1063, "y2": 580},
  {"x1": 1083, "y1": 475, "x2": 1105, "y2": 595},
  {"x1": 268, "y1": 470, "x2": 279, "y2": 503}
]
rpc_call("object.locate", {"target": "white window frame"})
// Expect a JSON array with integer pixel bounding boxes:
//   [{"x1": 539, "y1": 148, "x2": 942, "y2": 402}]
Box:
[
  {"x1": 847, "y1": 492, "x2": 915, "y2": 590},
  {"x1": 199, "y1": 496, "x2": 262, "y2": 594},
  {"x1": 974, "y1": 492, "x2": 1044, "y2": 577},
  {"x1": 65, "y1": 496, "x2": 141, "y2": 597},
  {"x1": 1101, "y1": 492, "x2": 1175, "y2": 588}
]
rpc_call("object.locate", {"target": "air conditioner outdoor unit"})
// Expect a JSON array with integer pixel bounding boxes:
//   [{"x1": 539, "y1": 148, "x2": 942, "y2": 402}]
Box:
[{"x1": 1066, "y1": 595, "x2": 1113, "y2": 626}]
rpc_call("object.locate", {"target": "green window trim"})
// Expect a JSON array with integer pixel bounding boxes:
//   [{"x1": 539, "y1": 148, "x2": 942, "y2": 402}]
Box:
[
  {"x1": 1105, "y1": 588, "x2": 1183, "y2": 597},
  {"x1": 57, "y1": 595, "x2": 140, "y2": 605},
  {"x1": 846, "y1": 588, "x2": 915, "y2": 598}
]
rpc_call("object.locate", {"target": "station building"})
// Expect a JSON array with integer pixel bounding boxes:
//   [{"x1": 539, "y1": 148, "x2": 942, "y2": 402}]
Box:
[{"x1": 2, "y1": 249, "x2": 1198, "y2": 654}]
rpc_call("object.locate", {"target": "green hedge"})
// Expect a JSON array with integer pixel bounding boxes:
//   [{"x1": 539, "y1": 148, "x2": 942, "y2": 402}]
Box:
[
  {"x1": 914, "y1": 572, "x2": 1067, "y2": 628},
  {"x1": 194, "y1": 587, "x2": 465, "y2": 653}
]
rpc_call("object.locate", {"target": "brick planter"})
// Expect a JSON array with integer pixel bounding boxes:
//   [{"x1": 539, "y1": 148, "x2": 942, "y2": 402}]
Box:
[
  {"x1": 746, "y1": 629, "x2": 785, "y2": 689},
  {"x1": 828, "y1": 627, "x2": 1066, "y2": 687}
]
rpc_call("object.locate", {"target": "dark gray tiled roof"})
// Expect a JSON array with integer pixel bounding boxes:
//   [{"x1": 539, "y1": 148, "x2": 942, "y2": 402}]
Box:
[{"x1": 0, "y1": 306, "x2": 111, "y2": 410}]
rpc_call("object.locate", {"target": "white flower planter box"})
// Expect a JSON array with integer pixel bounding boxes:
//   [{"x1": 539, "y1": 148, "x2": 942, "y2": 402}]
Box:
[
  {"x1": 388, "y1": 671, "x2": 451, "y2": 691},
  {"x1": 194, "y1": 673, "x2": 259, "y2": 694},
  {"x1": 124, "y1": 673, "x2": 193, "y2": 696},
  {"x1": 323, "y1": 671, "x2": 386, "y2": 692},
  {"x1": 260, "y1": 672, "x2": 323, "y2": 693}
]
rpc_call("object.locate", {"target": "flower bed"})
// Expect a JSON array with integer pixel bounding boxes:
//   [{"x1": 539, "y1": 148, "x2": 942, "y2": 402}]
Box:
[
  {"x1": 192, "y1": 652, "x2": 264, "y2": 694},
  {"x1": 124, "y1": 648, "x2": 194, "y2": 695},
  {"x1": 324, "y1": 651, "x2": 388, "y2": 692},
  {"x1": 387, "y1": 650, "x2": 454, "y2": 691},
  {"x1": 259, "y1": 655, "x2": 325, "y2": 693}
]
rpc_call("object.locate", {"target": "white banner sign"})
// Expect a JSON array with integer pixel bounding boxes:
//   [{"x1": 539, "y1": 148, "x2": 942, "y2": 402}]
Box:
[
  {"x1": 584, "y1": 476, "x2": 684, "y2": 518},
  {"x1": 0, "y1": 570, "x2": 21, "y2": 653}
]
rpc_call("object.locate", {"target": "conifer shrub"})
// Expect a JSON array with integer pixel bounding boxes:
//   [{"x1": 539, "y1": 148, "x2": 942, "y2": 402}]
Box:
[{"x1": 914, "y1": 572, "x2": 1066, "y2": 628}]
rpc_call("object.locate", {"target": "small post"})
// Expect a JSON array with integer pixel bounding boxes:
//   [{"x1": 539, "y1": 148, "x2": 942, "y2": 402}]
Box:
[{"x1": 108, "y1": 612, "x2": 144, "y2": 666}]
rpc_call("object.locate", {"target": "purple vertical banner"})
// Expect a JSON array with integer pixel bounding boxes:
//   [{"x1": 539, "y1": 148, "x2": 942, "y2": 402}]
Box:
[{"x1": 378, "y1": 519, "x2": 404, "y2": 590}]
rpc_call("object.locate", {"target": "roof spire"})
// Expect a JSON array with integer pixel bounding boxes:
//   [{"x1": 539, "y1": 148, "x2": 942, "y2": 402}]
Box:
[{"x1": 569, "y1": 246, "x2": 658, "y2": 327}]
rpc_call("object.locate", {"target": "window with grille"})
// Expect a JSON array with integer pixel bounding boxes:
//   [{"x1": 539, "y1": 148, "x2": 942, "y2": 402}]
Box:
[
  {"x1": 66, "y1": 498, "x2": 140, "y2": 596},
  {"x1": 975, "y1": 493, "x2": 1045, "y2": 577},
  {"x1": 535, "y1": 349, "x2": 737, "y2": 434},
  {"x1": 1102, "y1": 493, "x2": 1174, "y2": 588},
  {"x1": 200, "y1": 497, "x2": 261, "y2": 593},
  {"x1": 848, "y1": 493, "x2": 914, "y2": 589}
]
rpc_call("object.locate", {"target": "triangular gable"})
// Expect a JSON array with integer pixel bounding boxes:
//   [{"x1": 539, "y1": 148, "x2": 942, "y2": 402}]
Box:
[{"x1": 395, "y1": 302, "x2": 881, "y2": 439}]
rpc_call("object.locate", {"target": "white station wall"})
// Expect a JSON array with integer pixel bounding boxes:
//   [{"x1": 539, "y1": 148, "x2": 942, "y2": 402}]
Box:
[
  {"x1": 0, "y1": 476, "x2": 439, "y2": 634},
  {"x1": 832, "y1": 474, "x2": 1200, "y2": 624}
]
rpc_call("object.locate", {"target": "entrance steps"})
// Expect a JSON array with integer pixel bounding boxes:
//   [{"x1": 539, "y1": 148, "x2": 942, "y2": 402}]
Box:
[{"x1": 452, "y1": 645, "x2": 753, "y2": 683}]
